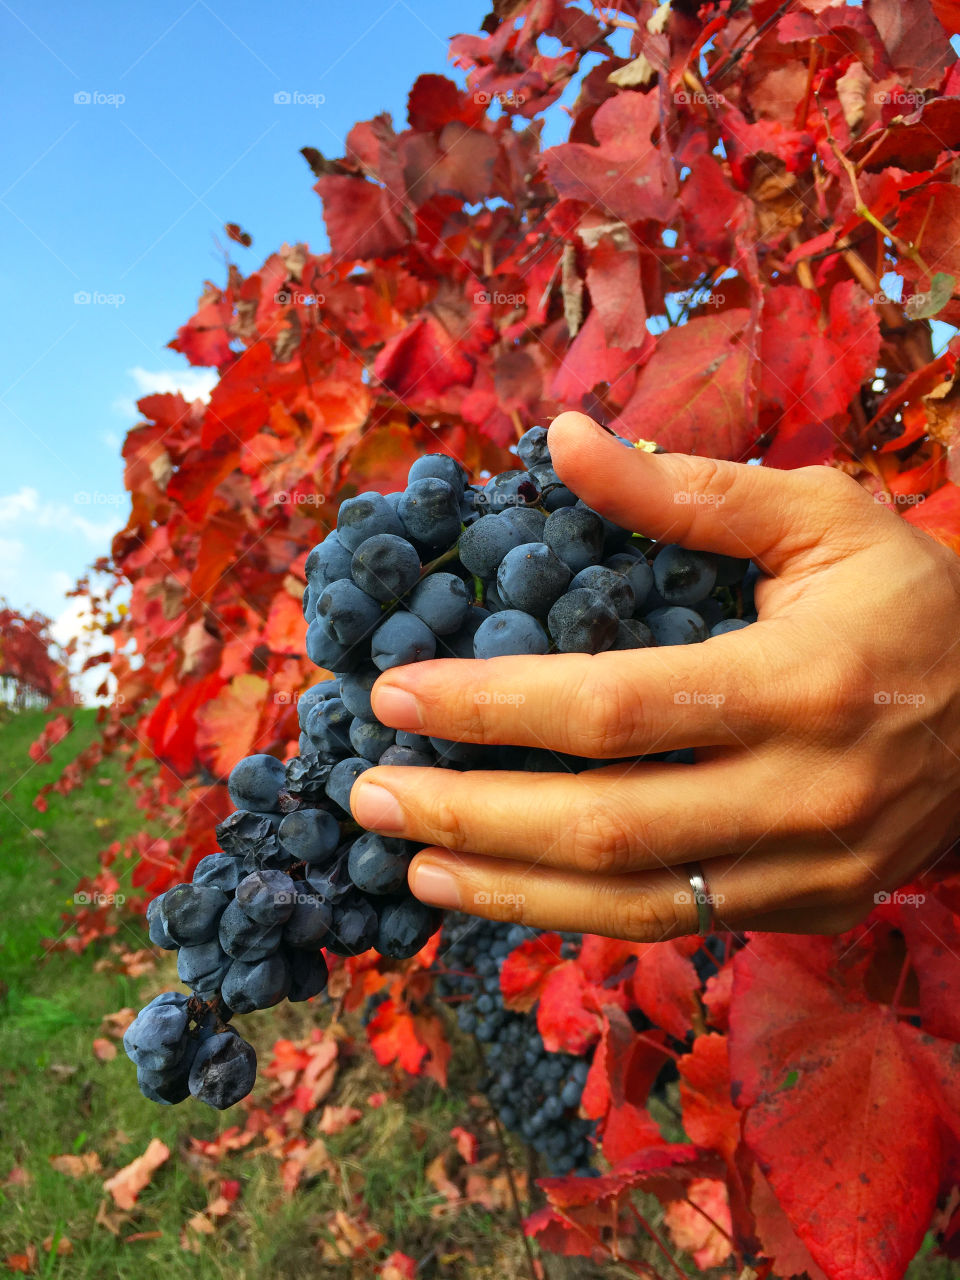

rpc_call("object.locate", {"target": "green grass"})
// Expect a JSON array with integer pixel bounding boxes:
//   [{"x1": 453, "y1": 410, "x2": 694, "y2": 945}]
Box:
[
  {"x1": 0, "y1": 709, "x2": 554, "y2": 1279},
  {"x1": 0, "y1": 708, "x2": 953, "y2": 1280}
]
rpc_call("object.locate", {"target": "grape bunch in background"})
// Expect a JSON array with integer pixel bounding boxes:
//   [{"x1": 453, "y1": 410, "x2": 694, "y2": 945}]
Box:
[
  {"x1": 432, "y1": 914, "x2": 597, "y2": 1176},
  {"x1": 126, "y1": 426, "x2": 756, "y2": 1110}
]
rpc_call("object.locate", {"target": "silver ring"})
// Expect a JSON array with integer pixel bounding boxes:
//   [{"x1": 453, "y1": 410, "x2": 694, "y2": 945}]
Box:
[{"x1": 687, "y1": 862, "x2": 714, "y2": 936}]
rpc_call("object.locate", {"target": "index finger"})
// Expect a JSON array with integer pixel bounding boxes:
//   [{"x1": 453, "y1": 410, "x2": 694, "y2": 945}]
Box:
[{"x1": 371, "y1": 628, "x2": 786, "y2": 757}]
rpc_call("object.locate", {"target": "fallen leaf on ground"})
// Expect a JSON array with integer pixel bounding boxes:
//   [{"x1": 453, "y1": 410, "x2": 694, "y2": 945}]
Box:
[
  {"x1": 50, "y1": 1152, "x2": 102, "y2": 1178},
  {"x1": 318, "y1": 1105, "x2": 362, "y2": 1134},
  {"x1": 41, "y1": 1237, "x2": 71, "y2": 1256},
  {"x1": 103, "y1": 1138, "x2": 170, "y2": 1209},
  {"x1": 92, "y1": 1038, "x2": 117, "y2": 1061}
]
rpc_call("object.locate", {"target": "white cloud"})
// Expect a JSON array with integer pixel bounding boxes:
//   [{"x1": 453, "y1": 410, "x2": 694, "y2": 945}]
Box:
[
  {"x1": 0, "y1": 536, "x2": 24, "y2": 567},
  {"x1": 0, "y1": 485, "x2": 118, "y2": 544},
  {"x1": 112, "y1": 365, "x2": 218, "y2": 419}
]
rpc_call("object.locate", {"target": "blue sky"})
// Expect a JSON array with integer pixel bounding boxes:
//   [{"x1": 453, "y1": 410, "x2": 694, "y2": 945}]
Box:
[
  {"x1": 0, "y1": 0, "x2": 495, "y2": 640},
  {"x1": 1, "y1": 3, "x2": 956, "y2": 665}
]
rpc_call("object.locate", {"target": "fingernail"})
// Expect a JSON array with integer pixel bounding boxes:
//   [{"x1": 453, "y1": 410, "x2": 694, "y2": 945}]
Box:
[
  {"x1": 351, "y1": 783, "x2": 404, "y2": 831},
  {"x1": 372, "y1": 684, "x2": 422, "y2": 729},
  {"x1": 410, "y1": 861, "x2": 461, "y2": 910}
]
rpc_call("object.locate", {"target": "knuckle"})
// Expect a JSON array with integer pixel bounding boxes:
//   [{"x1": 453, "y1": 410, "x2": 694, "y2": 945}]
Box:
[
  {"x1": 617, "y1": 886, "x2": 686, "y2": 942},
  {"x1": 426, "y1": 794, "x2": 469, "y2": 851},
  {"x1": 570, "y1": 797, "x2": 635, "y2": 874},
  {"x1": 818, "y1": 783, "x2": 875, "y2": 839},
  {"x1": 568, "y1": 667, "x2": 639, "y2": 758}
]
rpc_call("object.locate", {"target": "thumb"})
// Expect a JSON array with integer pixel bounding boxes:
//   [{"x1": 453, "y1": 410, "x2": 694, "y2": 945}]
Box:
[{"x1": 547, "y1": 411, "x2": 881, "y2": 574}]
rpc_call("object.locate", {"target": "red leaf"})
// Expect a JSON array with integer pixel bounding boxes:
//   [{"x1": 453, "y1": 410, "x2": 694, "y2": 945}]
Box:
[
  {"x1": 536, "y1": 962, "x2": 602, "y2": 1054},
  {"x1": 450, "y1": 1126, "x2": 479, "y2": 1164},
  {"x1": 585, "y1": 237, "x2": 652, "y2": 353},
  {"x1": 628, "y1": 941, "x2": 701, "y2": 1041},
  {"x1": 759, "y1": 282, "x2": 880, "y2": 442},
  {"x1": 617, "y1": 311, "x2": 753, "y2": 457},
  {"x1": 543, "y1": 92, "x2": 676, "y2": 224},
  {"x1": 195, "y1": 675, "x2": 270, "y2": 778},
  {"x1": 678, "y1": 1034, "x2": 741, "y2": 1166},
  {"x1": 407, "y1": 74, "x2": 484, "y2": 131},
  {"x1": 314, "y1": 174, "x2": 409, "y2": 262},
  {"x1": 367, "y1": 1000, "x2": 428, "y2": 1076},
  {"x1": 903, "y1": 480, "x2": 960, "y2": 555},
  {"x1": 729, "y1": 932, "x2": 959, "y2": 1280},
  {"x1": 499, "y1": 932, "x2": 565, "y2": 1012},
  {"x1": 373, "y1": 316, "x2": 474, "y2": 403}
]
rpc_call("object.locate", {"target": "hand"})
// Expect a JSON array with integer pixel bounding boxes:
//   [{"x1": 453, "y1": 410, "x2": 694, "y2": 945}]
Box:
[{"x1": 350, "y1": 411, "x2": 960, "y2": 940}]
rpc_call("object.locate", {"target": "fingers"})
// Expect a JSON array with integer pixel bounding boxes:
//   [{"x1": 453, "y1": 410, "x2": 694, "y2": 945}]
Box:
[
  {"x1": 351, "y1": 758, "x2": 781, "y2": 873},
  {"x1": 371, "y1": 631, "x2": 788, "y2": 757},
  {"x1": 408, "y1": 843, "x2": 871, "y2": 939},
  {"x1": 408, "y1": 849, "x2": 702, "y2": 940},
  {"x1": 547, "y1": 411, "x2": 884, "y2": 573}
]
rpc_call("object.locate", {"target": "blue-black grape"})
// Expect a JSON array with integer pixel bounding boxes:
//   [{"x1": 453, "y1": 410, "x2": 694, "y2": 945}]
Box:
[
  {"x1": 497, "y1": 542, "x2": 571, "y2": 617},
  {"x1": 340, "y1": 668, "x2": 379, "y2": 722},
  {"x1": 326, "y1": 756, "x2": 375, "y2": 813},
  {"x1": 348, "y1": 832, "x2": 414, "y2": 895},
  {"x1": 473, "y1": 609, "x2": 548, "y2": 658},
  {"x1": 398, "y1": 477, "x2": 461, "y2": 546},
  {"x1": 235, "y1": 870, "x2": 297, "y2": 925},
  {"x1": 337, "y1": 491, "x2": 405, "y2": 551},
  {"x1": 645, "y1": 606, "x2": 709, "y2": 645},
  {"x1": 349, "y1": 717, "x2": 396, "y2": 761},
  {"x1": 569, "y1": 564, "x2": 634, "y2": 618},
  {"x1": 277, "y1": 807, "x2": 341, "y2": 864},
  {"x1": 408, "y1": 453, "x2": 466, "y2": 496},
  {"x1": 407, "y1": 572, "x2": 469, "y2": 635},
  {"x1": 227, "y1": 754, "x2": 287, "y2": 814},
  {"x1": 710, "y1": 617, "x2": 750, "y2": 636},
  {"x1": 652, "y1": 544, "x2": 718, "y2": 605},
  {"x1": 188, "y1": 1031, "x2": 257, "y2": 1109},
  {"x1": 160, "y1": 883, "x2": 229, "y2": 947},
  {"x1": 543, "y1": 506, "x2": 605, "y2": 573},
  {"x1": 222, "y1": 952, "x2": 291, "y2": 1014},
  {"x1": 350, "y1": 533, "x2": 421, "y2": 603},
  {"x1": 458, "y1": 513, "x2": 526, "y2": 577},
  {"x1": 547, "y1": 588, "x2": 618, "y2": 654},
  {"x1": 316, "y1": 579, "x2": 383, "y2": 646},
  {"x1": 371, "y1": 611, "x2": 436, "y2": 670}
]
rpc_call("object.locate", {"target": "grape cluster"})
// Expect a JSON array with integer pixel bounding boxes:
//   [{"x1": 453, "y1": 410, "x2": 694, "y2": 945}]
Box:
[
  {"x1": 301, "y1": 427, "x2": 756, "y2": 781},
  {"x1": 127, "y1": 749, "x2": 441, "y2": 1108},
  {"x1": 433, "y1": 915, "x2": 597, "y2": 1175},
  {"x1": 129, "y1": 429, "x2": 756, "y2": 1110}
]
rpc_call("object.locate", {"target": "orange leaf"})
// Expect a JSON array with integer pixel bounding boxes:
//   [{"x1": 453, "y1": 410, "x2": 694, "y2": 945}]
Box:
[
  {"x1": 195, "y1": 674, "x2": 270, "y2": 777},
  {"x1": 318, "y1": 1105, "x2": 363, "y2": 1134},
  {"x1": 103, "y1": 1139, "x2": 170, "y2": 1209},
  {"x1": 50, "y1": 1153, "x2": 102, "y2": 1178},
  {"x1": 92, "y1": 1038, "x2": 117, "y2": 1061},
  {"x1": 450, "y1": 1126, "x2": 479, "y2": 1164}
]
